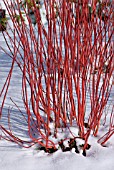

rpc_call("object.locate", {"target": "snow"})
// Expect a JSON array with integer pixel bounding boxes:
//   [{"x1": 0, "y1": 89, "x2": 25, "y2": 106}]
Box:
[
  {"x1": 0, "y1": 1, "x2": 114, "y2": 170},
  {"x1": 0, "y1": 136, "x2": 114, "y2": 170}
]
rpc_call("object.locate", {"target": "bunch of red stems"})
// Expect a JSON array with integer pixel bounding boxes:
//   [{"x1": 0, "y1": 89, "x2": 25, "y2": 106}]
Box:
[{"x1": 0, "y1": 0, "x2": 113, "y2": 150}]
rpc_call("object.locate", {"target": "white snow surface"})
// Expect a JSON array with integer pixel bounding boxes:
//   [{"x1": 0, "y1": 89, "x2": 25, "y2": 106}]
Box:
[{"x1": 0, "y1": 1, "x2": 114, "y2": 170}]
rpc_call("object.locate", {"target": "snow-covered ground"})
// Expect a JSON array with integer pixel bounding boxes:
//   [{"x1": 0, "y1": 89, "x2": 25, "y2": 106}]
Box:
[
  {"x1": 0, "y1": 1, "x2": 114, "y2": 170},
  {"x1": 0, "y1": 98, "x2": 114, "y2": 170},
  {"x1": 0, "y1": 137, "x2": 114, "y2": 170}
]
